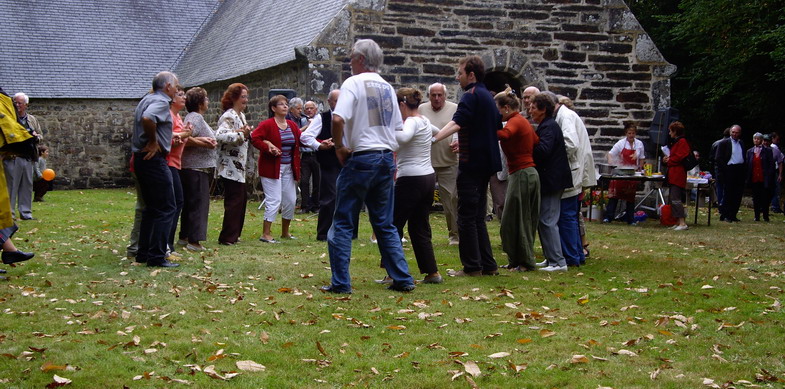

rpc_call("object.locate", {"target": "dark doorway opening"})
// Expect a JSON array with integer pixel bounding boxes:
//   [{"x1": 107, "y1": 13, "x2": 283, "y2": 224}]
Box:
[{"x1": 484, "y1": 72, "x2": 523, "y2": 97}]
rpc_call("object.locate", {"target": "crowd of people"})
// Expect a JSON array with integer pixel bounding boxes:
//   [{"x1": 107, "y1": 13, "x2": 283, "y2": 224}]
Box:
[
  {"x1": 711, "y1": 126, "x2": 783, "y2": 223},
  {"x1": 119, "y1": 38, "x2": 783, "y2": 289}
]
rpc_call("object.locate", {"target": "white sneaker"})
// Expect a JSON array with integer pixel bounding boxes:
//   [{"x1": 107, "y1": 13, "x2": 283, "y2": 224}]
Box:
[
  {"x1": 673, "y1": 225, "x2": 689, "y2": 231},
  {"x1": 448, "y1": 237, "x2": 460, "y2": 246},
  {"x1": 539, "y1": 265, "x2": 568, "y2": 272},
  {"x1": 535, "y1": 260, "x2": 548, "y2": 268}
]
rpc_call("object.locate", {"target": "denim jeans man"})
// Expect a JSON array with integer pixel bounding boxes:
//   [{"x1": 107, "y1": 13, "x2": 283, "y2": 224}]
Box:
[{"x1": 322, "y1": 39, "x2": 415, "y2": 293}]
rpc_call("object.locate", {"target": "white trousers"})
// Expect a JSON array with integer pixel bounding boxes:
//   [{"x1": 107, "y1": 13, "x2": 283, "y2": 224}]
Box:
[{"x1": 261, "y1": 164, "x2": 296, "y2": 222}]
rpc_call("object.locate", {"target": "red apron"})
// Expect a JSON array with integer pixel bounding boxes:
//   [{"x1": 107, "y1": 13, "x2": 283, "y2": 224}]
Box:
[{"x1": 608, "y1": 146, "x2": 638, "y2": 202}]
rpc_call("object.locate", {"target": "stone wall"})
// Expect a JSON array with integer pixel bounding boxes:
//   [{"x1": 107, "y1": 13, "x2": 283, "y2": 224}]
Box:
[
  {"x1": 28, "y1": 99, "x2": 138, "y2": 189},
  {"x1": 306, "y1": 0, "x2": 675, "y2": 153}
]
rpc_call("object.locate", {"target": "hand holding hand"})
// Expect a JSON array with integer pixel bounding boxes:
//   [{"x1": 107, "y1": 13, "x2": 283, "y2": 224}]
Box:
[{"x1": 449, "y1": 140, "x2": 459, "y2": 153}]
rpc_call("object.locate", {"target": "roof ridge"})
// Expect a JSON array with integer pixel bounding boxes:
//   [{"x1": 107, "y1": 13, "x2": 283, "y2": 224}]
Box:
[{"x1": 170, "y1": 0, "x2": 224, "y2": 72}]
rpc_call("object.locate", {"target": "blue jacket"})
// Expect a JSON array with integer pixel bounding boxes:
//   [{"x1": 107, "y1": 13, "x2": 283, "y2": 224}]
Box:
[{"x1": 452, "y1": 82, "x2": 502, "y2": 176}]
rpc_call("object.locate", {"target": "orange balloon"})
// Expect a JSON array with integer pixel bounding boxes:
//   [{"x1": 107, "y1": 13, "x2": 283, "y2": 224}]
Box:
[{"x1": 42, "y1": 168, "x2": 56, "y2": 181}]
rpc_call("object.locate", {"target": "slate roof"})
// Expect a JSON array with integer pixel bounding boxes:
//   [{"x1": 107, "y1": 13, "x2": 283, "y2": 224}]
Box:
[
  {"x1": 0, "y1": 0, "x2": 220, "y2": 99},
  {"x1": 174, "y1": 0, "x2": 349, "y2": 87}
]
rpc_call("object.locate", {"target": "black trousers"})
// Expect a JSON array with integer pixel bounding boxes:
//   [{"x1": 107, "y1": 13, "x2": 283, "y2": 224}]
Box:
[
  {"x1": 750, "y1": 182, "x2": 772, "y2": 221},
  {"x1": 218, "y1": 178, "x2": 246, "y2": 244},
  {"x1": 456, "y1": 170, "x2": 497, "y2": 273},
  {"x1": 393, "y1": 174, "x2": 437, "y2": 275},
  {"x1": 179, "y1": 169, "x2": 211, "y2": 243},
  {"x1": 300, "y1": 152, "x2": 320, "y2": 211},
  {"x1": 720, "y1": 164, "x2": 745, "y2": 220},
  {"x1": 316, "y1": 163, "x2": 358, "y2": 240}
]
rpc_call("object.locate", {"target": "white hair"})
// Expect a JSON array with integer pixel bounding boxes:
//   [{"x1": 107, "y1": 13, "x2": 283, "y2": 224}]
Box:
[
  {"x1": 13, "y1": 92, "x2": 29, "y2": 104},
  {"x1": 353, "y1": 39, "x2": 383, "y2": 72},
  {"x1": 289, "y1": 97, "x2": 304, "y2": 108},
  {"x1": 152, "y1": 71, "x2": 178, "y2": 92},
  {"x1": 427, "y1": 83, "x2": 446, "y2": 95}
]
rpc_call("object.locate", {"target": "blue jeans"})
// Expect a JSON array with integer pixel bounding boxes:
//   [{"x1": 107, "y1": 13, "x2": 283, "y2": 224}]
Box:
[
  {"x1": 327, "y1": 151, "x2": 414, "y2": 292},
  {"x1": 134, "y1": 153, "x2": 176, "y2": 264},
  {"x1": 558, "y1": 195, "x2": 584, "y2": 266}
]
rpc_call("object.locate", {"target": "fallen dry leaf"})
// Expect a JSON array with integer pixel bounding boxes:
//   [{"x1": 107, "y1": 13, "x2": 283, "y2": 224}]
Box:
[
  {"x1": 316, "y1": 341, "x2": 328, "y2": 357},
  {"x1": 516, "y1": 338, "x2": 532, "y2": 344},
  {"x1": 577, "y1": 295, "x2": 589, "y2": 305},
  {"x1": 615, "y1": 349, "x2": 638, "y2": 357},
  {"x1": 570, "y1": 355, "x2": 589, "y2": 364},
  {"x1": 508, "y1": 362, "x2": 527, "y2": 372},
  {"x1": 236, "y1": 360, "x2": 266, "y2": 372},
  {"x1": 461, "y1": 360, "x2": 481, "y2": 377},
  {"x1": 488, "y1": 352, "x2": 510, "y2": 359},
  {"x1": 46, "y1": 374, "x2": 72, "y2": 388},
  {"x1": 539, "y1": 329, "x2": 556, "y2": 338}
]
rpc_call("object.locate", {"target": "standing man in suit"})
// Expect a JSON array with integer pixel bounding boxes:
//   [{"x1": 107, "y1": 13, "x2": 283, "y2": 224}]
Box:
[{"x1": 714, "y1": 124, "x2": 745, "y2": 222}]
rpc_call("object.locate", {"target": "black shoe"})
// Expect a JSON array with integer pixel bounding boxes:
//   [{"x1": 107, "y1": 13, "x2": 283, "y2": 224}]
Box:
[
  {"x1": 20, "y1": 216, "x2": 34, "y2": 220},
  {"x1": 387, "y1": 283, "x2": 415, "y2": 292},
  {"x1": 2, "y1": 250, "x2": 34, "y2": 265},
  {"x1": 146, "y1": 260, "x2": 180, "y2": 268},
  {"x1": 482, "y1": 269, "x2": 499, "y2": 276},
  {"x1": 0, "y1": 269, "x2": 7, "y2": 274},
  {"x1": 316, "y1": 236, "x2": 327, "y2": 242},
  {"x1": 320, "y1": 285, "x2": 352, "y2": 294}
]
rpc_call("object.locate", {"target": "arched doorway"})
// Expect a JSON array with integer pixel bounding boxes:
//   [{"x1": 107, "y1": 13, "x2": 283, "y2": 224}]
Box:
[{"x1": 484, "y1": 71, "x2": 523, "y2": 97}]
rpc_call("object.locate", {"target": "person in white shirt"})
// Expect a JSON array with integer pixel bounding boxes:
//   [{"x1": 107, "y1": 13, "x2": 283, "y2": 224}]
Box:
[
  {"x1": 322, "y1": 39, "x2": 415, "y2": 294},
  {"x1": 603, "y1": 122, "x2": 645, "y2": 225},
  {"x1": 419, "y1": 83, "x2": 459, "y2": 245},
  {"x1": 387, "y1": 87, "x2": 442, "y2": 284}
]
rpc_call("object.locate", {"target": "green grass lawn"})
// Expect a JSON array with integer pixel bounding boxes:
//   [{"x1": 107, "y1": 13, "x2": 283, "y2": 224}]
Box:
[{"x1": 1, "y1": 188, "x2": 783, "y2": 388}]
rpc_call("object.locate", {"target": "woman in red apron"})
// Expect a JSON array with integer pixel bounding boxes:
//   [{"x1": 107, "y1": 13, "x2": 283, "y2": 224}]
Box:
[{"x1": 603, "y1": 122, "x2": 645, "y2": 224}]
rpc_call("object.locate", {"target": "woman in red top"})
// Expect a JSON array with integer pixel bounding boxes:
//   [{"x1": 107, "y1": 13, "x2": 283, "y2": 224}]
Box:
[
  {"x1": 165, "y1": 86, "x2": 192, "y2": 254},
  {"x1": 494, "y1": 87, "x2": 540, "y2": 271},
  {"x1": 251, "y1": 95, "x2": 302, "y2": 243},
  {"x1": 663, "y1": 121, "x2": 690, "y2": 230}
]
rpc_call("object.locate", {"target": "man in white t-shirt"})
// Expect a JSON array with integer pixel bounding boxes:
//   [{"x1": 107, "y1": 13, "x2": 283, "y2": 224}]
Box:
[
  {"x1": 420, "y1": 83, "x2": 459, "y2": 245},
  {"x1": 322, "y1": 39, "x2": 415, "y2": 294}
]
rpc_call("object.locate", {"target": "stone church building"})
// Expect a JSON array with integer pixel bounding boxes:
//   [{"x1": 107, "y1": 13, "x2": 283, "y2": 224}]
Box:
[{"x1": 2, "y1": 0, "x2": 673, "y2": 189}]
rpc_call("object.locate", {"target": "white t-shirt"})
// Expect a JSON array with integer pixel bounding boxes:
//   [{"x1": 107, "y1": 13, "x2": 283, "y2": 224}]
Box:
[
  {"x1": 333, "y1": 72, "x2": 403, "y2": 153},
  {"x1": 608, "y1": 137, "x2": 645, "y2": 166},
  {"x1": 396, "y1": 116, "x2": 438, "y2": 178}
]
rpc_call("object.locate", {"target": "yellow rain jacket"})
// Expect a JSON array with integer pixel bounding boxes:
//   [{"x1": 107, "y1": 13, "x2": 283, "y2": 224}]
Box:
[{"x1": 0, "y1": 93, "x2": 33, "y2": 228}]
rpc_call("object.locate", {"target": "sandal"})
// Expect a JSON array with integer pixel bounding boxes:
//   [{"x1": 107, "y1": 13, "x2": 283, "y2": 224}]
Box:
[{"x1": 583, "y1": 244, "x2": 590, "y2": 258}]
